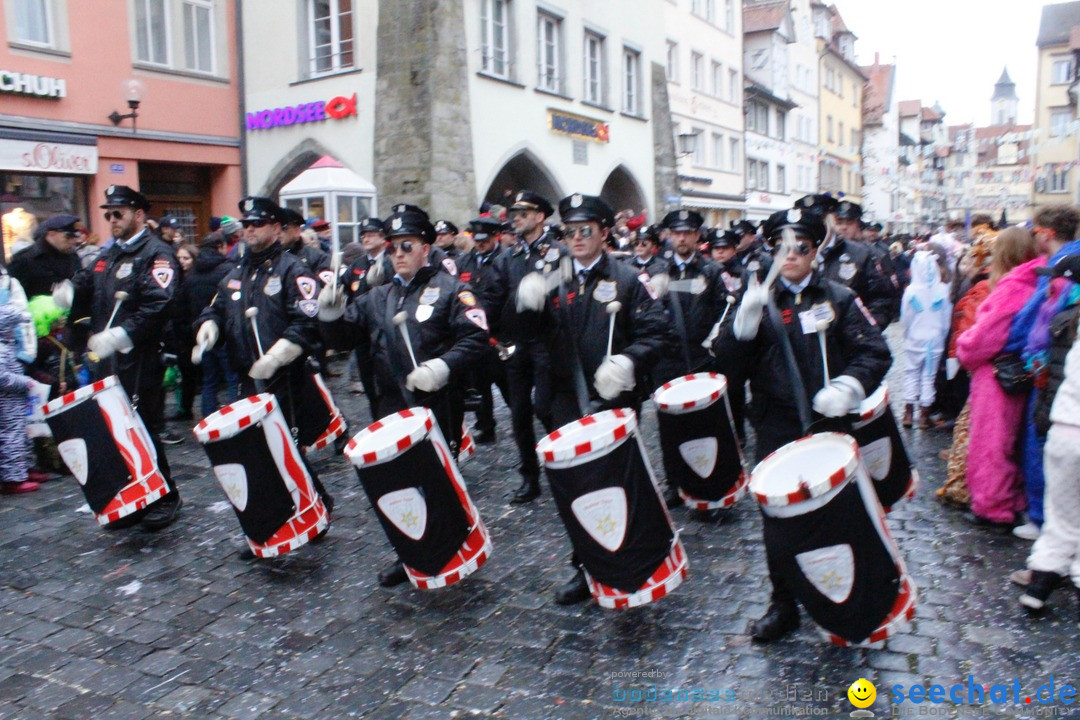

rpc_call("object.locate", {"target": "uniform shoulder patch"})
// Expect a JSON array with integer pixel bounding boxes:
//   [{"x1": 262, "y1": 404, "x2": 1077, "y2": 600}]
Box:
[
  {"x1": 151, "y1": 266, "x2": 173, "y2": 289},
  {"x1": 638, "y1": 274, "x2": 657, "y2": 301},
  {"x1": 227, "y1": 278, "x2": 242, "y2": 290},
  {"x1": 458, "y1": 290, "x2": 477, "y2": 307},
  {"x1": 465, "y1": 307, "x2": 488, "y2": 330},
  {"x1": 296, "y1": 276, "x2": 317, "y2": 299},
  {"x1": 441, "y1": 258, "x2": 458, "y2": 276}
]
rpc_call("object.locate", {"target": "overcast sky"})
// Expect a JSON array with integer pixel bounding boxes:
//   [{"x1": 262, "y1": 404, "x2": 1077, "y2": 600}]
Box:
[{"x1": 832, "y1": 0, "x2": 1042, "y2": 127}]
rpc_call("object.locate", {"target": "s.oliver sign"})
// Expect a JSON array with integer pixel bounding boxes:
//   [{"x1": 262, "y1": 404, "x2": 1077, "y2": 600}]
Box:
[{"x1": 0, "y1": 139, "x2": 98, "y2": 174}]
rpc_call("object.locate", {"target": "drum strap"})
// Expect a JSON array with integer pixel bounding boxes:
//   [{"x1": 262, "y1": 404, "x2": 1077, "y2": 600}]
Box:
[
  {"x1": 767, "y1": 303, "x2": 812, "y2": 433},
  {"x1": 666, "y1": 280, "x2": 694, "y2": 374}
]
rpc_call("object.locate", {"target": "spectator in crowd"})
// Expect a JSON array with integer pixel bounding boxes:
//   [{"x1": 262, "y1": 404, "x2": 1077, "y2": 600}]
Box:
[
  {"x1": 900, "y1": 250, "x2": 953, "y2": 428},
  {"x1": 188, "y1": 233, "x2": 238, "y2": 416},
  {"x1": 165, "y1": 243, "x2": 199, "y2": 430}
]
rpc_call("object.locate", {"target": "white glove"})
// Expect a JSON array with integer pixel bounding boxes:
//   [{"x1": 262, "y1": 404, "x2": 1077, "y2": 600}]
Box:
[
  {"x1": 366, "y1": 258, "x2": 385, "y2": 287},
  {"x1": 249, "y1": 338, "x2": 303, "y2": 380},
  {"x1": 516, "y1": 272, "x2": 547, "y2": 312},
  {"x1": 87, "y1": 327, "x2": 133, "y2": 359},
  {"x1": 405, "y1": 358, "x2": 451, "y2": 393},
  {"x1": 733, "y1": 275, "x2": 769, "y2": 340},
  {"x1": 594, "y1": 354, "x2": 636, "y2": 400},
  {"x1": 52, "y1": 280, "x2": 74, "y2": 310},
  {"x1": 648, "y1": 272, "x2": 670, "y2": 299},
  {"x1": 317, "y1": 284, "x2": 346, "y2": 321},
  {"x1": 196, "y1": 320, "x2": 219, "y2": 351},
  {"x1": 812, "y1": 375, "x2": 866, "y2": 418}
]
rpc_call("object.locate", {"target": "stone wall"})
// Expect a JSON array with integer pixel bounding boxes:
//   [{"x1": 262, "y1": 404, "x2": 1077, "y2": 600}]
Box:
[{"x1": 650, "y1": 61, "x2": 678, "y2": 216}]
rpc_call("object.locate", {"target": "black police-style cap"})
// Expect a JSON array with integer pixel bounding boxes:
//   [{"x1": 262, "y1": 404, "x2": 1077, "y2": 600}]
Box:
[
  {"x1": 1035, "y1": 253, "x2": 1080, "y2": 280},
  {"x1": 635, "y1": 224, "x2": 663, "y2": 244},
  {"x1": 37, "y1": 213, "x2": 82, "y2": 236},
  {"x1": 730, "y1": 220, "x2": 757, "y2": 236},
  {"x1": 390, "y1": 203, "x2": 429, "y2": 220},
  {"x1": 761, "y1": 208, "x2": 827, "y2": 247},
  {"x1": 558, "y1": 193, "x2": 615, "y2": 228},
  {"x1": 468, "y1": 216, "x2": 503, "y2": 240},
  {"x1": 835, "y1": 200, "x2": 863, "y2": 220},
  {"x1": 865, "y1": 221, "x2": 883, "y2": 232},
  {"x1": 359, "y1": 217, "x2": 385, "y2": 234},
  {"x1": 509, "y1": 190, "x2": 554, "y2": 218},
  {"x1": 238, "y1": 196, "x2": 286, "y2": 224},
  {"x1": 661, "y1": 209, "x2": 705, "y2": 232},
  {"x1": 794, "y1": 193, "x2": 839, "y2": 215},
  {"x1": 384, "y1": 211, "x2": 435, "y2": 244},
  {"x1": 160, "y1": 216, "x2": 182, "y2": 229},
  {"x1": 434, "y1": 220, "x2": 459, "y2": 236},
  {"x1": 101, "y1": 184, "x2": 150, "y2": 211},
  {"x1": 710, "y1": 229, "x2": 740, "y2": 248},
  {"x1": 280, "y1": 208, "x2": 306, "y2": 227}
]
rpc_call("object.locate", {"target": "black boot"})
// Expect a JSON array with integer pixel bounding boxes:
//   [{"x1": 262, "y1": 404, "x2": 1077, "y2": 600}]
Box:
[
  {"x1": 378, "y1": 560, "x2": 408, "y2": 587},
  {"x1": 141, "y1": 490, "x2": 183, "y2": 531},
  {"x1": 1020, "y1": 570, "x2": 1064, "y2": 613},
  {"x1": 751, "y1": 600, "x2": 800, "y2": 642},
  {"x1": 554, "y1": 569, "x2": 592, "y2": 605},
  {"x1": 510, "y1": 475, "x2": 541, "y2": 504},
  {"x1": 474, "y1": 428, "x2": 496, "y2": 444},
  {"x1": 663, "y1": 483, "x2": 684, "y2": 509},
  {"x1": 103, "y1": 507, "x2": 148, "y2": 530}
]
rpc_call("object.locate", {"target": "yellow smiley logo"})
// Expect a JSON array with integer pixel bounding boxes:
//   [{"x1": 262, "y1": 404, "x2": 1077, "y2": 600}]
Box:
[{"x1": 848, "y1": 678, "x2": 877, "y2": 709}]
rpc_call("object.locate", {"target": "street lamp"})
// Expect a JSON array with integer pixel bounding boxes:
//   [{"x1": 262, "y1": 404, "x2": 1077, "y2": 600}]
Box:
[
  {"x1": 677, "y1": 130, "x2": 700, "y2": 158},
  {"x1": 108, "y1": 78, "x2": 146, "y2": 133}
]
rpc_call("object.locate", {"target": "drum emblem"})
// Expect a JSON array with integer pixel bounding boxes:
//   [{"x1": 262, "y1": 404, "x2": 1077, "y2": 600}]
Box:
[
  {"x1": 377, "y1": 488, "x2": 428, "y2": 541},
  {"x1": 795, "y1": 544, "x2": 855, "y2": 604},
  {"x1": 861, "y1": 437, "x2": 892, "y2": 481},
  {"x1": 678, "y1": 437, "x2": 717, "y2": 479},
  {"x1": 213, "y1": 463, "x2": 248, "y2": 511},
  {"x1": 58, "y1": 439, "x2": 88, "y2": 486},
  {"x1": 571, "y1": 487, "x2": 627, "y2": 552}
]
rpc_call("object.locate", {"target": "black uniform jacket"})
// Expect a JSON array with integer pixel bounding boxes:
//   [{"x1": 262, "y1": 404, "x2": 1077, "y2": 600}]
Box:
[
  {"x1": 456, "y1": 245, "x2": 503, "y2": 314},
  {"x1": 621, "y1": 253, "x2": 671, "y2": 278},
  {"x1": 321, "y1": 265, "x2": 489, "y2": 408},
  {"x1": 69, "y1": 229, "x2": 178, "y2": 375},
  {"x1": 655, "y1": 254, "x2": 728, "y2": 379},
  {"x1": 819, "y1": 237, "x2": 896, "y2": 329},
  {"x1": 198, "y1": 242, "x2": 321, "y2": 374},
  {"x1": 533, "y1": 252, "x2": 674, "y2": 407},
  {"x1": 487, "y1": 232, "x2": 567, "y2": 345},
  {"x1": 713, "y1": 271, "x2": 891, "y2": 424},
  {"x1": 10, "y1": 239, "x2": 81, "y2": 298}
]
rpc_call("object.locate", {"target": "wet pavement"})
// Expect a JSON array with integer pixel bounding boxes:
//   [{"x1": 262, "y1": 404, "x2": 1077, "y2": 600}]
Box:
[{"x1": 1, "y1": 332, "x2": 1079, "y2": 719}]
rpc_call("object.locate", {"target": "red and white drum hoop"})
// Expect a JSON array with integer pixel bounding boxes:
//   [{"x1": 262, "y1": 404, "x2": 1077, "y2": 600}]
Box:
[{"x1": 303, "y1": 373, "x2": 347, "y2": 452}]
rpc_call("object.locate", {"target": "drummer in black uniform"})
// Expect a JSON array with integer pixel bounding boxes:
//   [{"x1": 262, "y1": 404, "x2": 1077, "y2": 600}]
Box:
[
  {"x1": 390, "y1": 204, "x2": 458, "y2": 277},
  {"x1": 457, "y1": 216, "x2": 509, "y2": 443},
  {"x1": 281, "y1": 208, "x2": 329, "y2": 274},
  {"x1": 516, "y1": 193, "x2": 672, "y2": 604},
  {"x1": 318, "y1": 207, "x2": 488, "y2": 587},
  {"x1": 796, "y1": 195, "x2": 897, "y2": 329},
  {"x1": 623, "y1": 224, "x2": 670, "y2": 278},
  {"x1": 486, "y1": 190, "x2": 565, "y2": 504},
  {"x1": 434, "y1": 220, "x2": 461, "y2": 260},
  {"x1": 713, "y1": 207, "x2": 891, "y2": 642},
  {"x1": 56, "y1": 185, "x2": 182, "y2": 531},
  {"x1": 732, "y1": 219, "x2": 770, "y2": 280},
  {"x1": 195, "y1": 196, "x2": 335, "y2": 556},
  {"x1": 10, "y1": 213, "x2": 83, "y2": 298}
]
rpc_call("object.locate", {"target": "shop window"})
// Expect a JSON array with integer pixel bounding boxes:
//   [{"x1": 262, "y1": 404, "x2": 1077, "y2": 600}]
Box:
[
  {"x1": 308, "y1": 0, "x2": 354, "y2": 78},
  {"x1": 1, "y1": 173, "x2": 88, "y2": 263}
]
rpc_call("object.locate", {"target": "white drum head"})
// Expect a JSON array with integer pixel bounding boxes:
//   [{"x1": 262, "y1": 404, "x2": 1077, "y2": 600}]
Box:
[
  {"x1": 536, "y1": 409, "x2": 637, "y2": 466},
  {"x1": 43, "y1": 375, "x2": 121, "y2": 416},
  {"x1": 750, "y1": 432, "x2": 859, "y2": 508},
  {"x1": 853, "y1": 381, "x2": 888, "y2": 427},
  {"x1": 194, "y1": 394, "x2": 275, "y2": 443},
  {"x1": 345, "y1": 407, "x2": 434, "y2": 468},
  {"x1": 652, "y1": 372, "x2": 727, "y2": 414}
]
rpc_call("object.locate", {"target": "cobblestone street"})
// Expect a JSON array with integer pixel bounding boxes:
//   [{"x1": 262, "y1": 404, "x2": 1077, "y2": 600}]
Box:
[{"x1": 1, "y1": 343, "x2": 1079, "y2": 720}]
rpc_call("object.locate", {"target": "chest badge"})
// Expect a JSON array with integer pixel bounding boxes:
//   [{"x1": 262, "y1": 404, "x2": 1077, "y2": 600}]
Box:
[
  {"x1": 594, "y1": 280, "x2": 617, "y2": 303},
  {"x1": 420, "y1": 286, "x2": 440, "y2": 305},
  {"x1": 839, "y1": 262, "x2": 856, "y2": 281},
  {"x1": 264, "y1": 276, "x2": 282, "y2": 296},
  {"x1": 116, "y1": 262, "x2": 133, "y2": 280},
  {"x1": 415, "y1": 304, "x2": 434, "y2": 322}
]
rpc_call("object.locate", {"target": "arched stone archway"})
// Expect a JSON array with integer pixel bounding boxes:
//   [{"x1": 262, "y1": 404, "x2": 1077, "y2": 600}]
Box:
[
  {"x1": 599, "y1": 165, "x2": 647, "y2": 217},
  {"x1": 258, "y1": 138, "x2": 338, "y2": 198},
  {"x1": 482, "y1": 150, "x2": 562, "y2": 209}
]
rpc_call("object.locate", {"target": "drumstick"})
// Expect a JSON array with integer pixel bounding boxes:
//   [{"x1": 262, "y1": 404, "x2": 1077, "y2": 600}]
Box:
[
  {"x1": 330, "y1": 251, "x2": 342, "y2": 299},
  {"x1": 605, "y1": 301, "x2": 622, "y2": 359},
  {"x1": 393, "y1": 311, "x2": 419, "y2": 369},
  {"x1": 816, "y1": 320, "x2": 831, "y2": 382},
  {"x1": 245, "y1": 307, "x2": 265, "y2": 357},
  {"x1": 104, "y1": 291, "x2": 129, "y2": 330}
]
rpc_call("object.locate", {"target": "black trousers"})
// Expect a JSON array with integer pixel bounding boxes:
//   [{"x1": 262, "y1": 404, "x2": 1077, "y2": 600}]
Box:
[
  {"x1": 472, "y1": 348, "x2": 509, "y2": 435},
  {"x1": 504, "y1": 345, "x2": 555, "y2": 479}
]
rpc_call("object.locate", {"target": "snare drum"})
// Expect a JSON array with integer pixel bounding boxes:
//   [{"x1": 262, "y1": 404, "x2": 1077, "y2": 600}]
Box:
[
  {"x1": 346, "y1": 407, "x2": 491, "y2": 589},
  {"x1": 292, "y1": 372, "x2": 347, "y2": 452},
  {"x1": 194, "y1": 394, "x2": 329, "y2": 558},
  {"x1": 43, "y1": 376, "x2": 168, "y2": 526},
  {"x1": 459, "y1": 422, "x2": 476, "y2": 465},
  {"x1": 749, "y1": 433, "x2": 916, "y2": 645},
  {"x1": 850, "y1": 382, "x2": 917, "y2": 511},
  {"x1": 537, "y1": 409, "x2": 688, "y2": 609},
  {"x1": 652, "y1": 373, "x2": 747, "y2": 510}
]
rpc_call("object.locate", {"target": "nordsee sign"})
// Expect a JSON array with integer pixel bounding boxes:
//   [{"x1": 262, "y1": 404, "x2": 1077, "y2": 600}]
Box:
[{"x1": 246, "y1": 94, "x2": 357, "y2": 131}]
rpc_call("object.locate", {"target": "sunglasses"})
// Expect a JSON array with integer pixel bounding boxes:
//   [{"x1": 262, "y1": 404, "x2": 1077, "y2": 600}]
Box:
[
  {"x1": 103, "y1": 210, "x2": 127, "y2": 221},
  {"x1": 389, "y1": 241, "x2": 418, "y2": 254},
  {"x1": 240, "y1": 219, "x2": 269, "y2": 229},
  {"x1": 631, "y1": 239, "x2": 652, "y2": 247},
  {"x1": 64, "y1": 230, "x2": 81, "y2": 239},
  {"x1": 771, "y1": 242, "x2": 814, "y2": 257},
  {"x1": 565, "y1": 225, "x2": 595, "y2": 239}
]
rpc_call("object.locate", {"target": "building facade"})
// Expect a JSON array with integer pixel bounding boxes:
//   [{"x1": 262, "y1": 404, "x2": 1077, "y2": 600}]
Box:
[
  {"x1": 813, "y1": 2, "x2": 863, "y2": 203},
  {"x1": 1031, "y1": 2, "x2": 1080, "y2": 208},
  {"x1": 665, "y1": 0, "x2": 746, "y2": 227},
  {"x1": 1, "y1": 0, "x2": 242, "y2": 259},
  {"x1": 860, "y1": 57, "x2": 910, "y2": 231}
]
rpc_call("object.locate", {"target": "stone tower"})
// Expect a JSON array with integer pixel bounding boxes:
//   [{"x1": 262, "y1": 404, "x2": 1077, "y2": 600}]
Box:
[
  {"x1": 374, "y1": 3, "x2": 477, "y2": 221},
  {"x1": 991, "y1": 67, "x2": 1019, "y2": 126}
]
